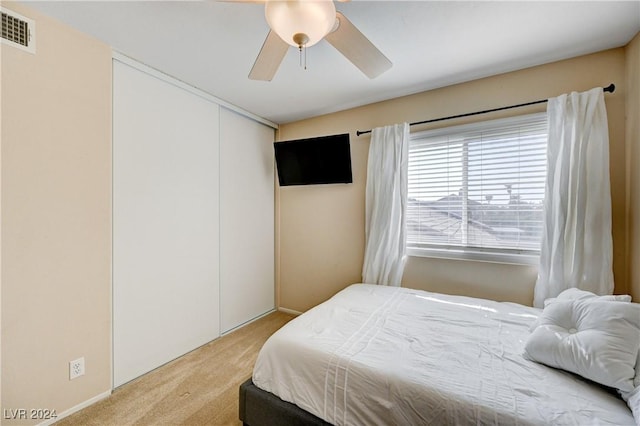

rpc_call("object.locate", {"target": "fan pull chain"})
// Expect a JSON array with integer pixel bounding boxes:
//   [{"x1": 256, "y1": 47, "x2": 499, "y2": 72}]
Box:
[
  {"x1": 293, "y1": 33, "x2": 309, "y2": 71},
  {"x1": 298, "y1": 44, "x2": 307, "y2": 70}
]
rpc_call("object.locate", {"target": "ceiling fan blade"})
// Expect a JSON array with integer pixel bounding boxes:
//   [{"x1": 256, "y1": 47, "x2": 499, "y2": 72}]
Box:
[
  {"x1": 324, "y1": 12, "x2": 392, "y2": 79},
  {"x1": 249, "y1": 30, "x2": 289, "y2": 81}
]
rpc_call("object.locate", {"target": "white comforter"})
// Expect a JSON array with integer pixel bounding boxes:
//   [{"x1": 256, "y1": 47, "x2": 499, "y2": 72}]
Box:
[{"x1": 253, "y1": 284, "x2": 635, "y2": 425}]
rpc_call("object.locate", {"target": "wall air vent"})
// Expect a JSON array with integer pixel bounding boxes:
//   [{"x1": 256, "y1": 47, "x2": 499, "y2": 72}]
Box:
[{"x1": 1, "y1": 7, "x2": 36, "y2": 54}]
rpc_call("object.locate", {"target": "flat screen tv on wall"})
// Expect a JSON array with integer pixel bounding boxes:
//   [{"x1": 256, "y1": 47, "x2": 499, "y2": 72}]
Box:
[{"x1": 274, "y1": 133, "x2": 353, "y2": 186}]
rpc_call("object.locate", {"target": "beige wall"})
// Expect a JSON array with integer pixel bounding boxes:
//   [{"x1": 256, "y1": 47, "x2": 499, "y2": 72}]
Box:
[
  {"x1": 627, "y1": 32, "x2": 640, "y2": 301},
  {"x1": 1, "y1": 3, "x2": 112, "y2": 423},
  {"x1": 277, "y1": 48, "x2": 630, "y2": 312}
]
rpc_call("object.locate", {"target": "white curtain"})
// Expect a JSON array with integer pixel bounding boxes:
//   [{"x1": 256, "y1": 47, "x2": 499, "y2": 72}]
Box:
[
  {"x1": 362, "y1": 123, "x2": 409, "y2": 286},
  {"x1": 533, "y1": 87, "x2": 613, "y2": 307}
]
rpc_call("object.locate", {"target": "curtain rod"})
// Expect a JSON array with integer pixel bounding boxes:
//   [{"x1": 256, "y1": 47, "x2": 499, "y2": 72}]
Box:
[{"x1": 355, "y1": 83, "x2": 616, "y2": 137}]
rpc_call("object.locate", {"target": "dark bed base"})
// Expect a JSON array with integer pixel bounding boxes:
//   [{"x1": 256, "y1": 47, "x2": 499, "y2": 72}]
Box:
[{"x1": 239, "y1": 378, "x2": 331, "y2": 426}]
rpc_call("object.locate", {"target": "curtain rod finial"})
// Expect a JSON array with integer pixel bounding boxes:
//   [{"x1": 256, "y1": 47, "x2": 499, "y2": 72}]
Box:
[{"x1": 604, "y1": 83, "x2": 615, "y2": 93}]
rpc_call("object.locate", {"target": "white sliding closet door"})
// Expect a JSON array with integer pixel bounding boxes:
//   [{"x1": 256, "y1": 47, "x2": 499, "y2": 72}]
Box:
[
  {"x1": 220, "y1": 108, "x2": 275, "y2": 333},
  {"x1": 113, "y1": 60, "x2": 220, "y2": 387}
]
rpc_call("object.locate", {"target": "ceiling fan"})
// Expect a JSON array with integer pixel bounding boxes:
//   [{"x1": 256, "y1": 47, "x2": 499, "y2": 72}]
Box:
[{"x1": 227, "y1": 0, "x2": 392, "y2": 81}]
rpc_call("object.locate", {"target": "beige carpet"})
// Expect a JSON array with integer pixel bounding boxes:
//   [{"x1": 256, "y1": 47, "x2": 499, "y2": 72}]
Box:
[{"x1": 56, "y1": 311, "x2": 294, "y2": 426}]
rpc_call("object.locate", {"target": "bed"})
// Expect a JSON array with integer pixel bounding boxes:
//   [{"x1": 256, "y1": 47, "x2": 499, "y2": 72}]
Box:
[{"x1": 239, "y1": 284, "x2": 638, "y2": 425}]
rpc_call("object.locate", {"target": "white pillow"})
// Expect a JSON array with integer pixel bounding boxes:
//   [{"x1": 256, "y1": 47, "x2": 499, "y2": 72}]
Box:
[
  {"x1": 530, "y1": 288, "x2": 632, "y2": 332},
  {"x1": 619, "y1": 350, "x2": 640, "y2": 425},
  {"x1": 543, "y1": 287, "x2": 632, "y2": 307},
  {"x1": 628, "y1": 389, "x2": 640, "y2": 426},
  {"x1": 524, "y1": 298, "x2": 640, "y2": 392}
]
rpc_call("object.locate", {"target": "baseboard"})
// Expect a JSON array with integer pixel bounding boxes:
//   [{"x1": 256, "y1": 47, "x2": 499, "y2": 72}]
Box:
[
  {"x1": 38, "y1": 389, "x2": 111, "y2": 426},
  {"x1": 221, "y1": 309, "x2": 277, "y2": 336},
  {"x1": 278, "y1": 307, "x2": 302, "y2": 316}
]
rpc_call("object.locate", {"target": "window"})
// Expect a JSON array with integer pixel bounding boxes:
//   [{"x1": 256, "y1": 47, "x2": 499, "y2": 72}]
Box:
[{"x1": 407, "y1": 113, "x2": 547, "y2": 264}]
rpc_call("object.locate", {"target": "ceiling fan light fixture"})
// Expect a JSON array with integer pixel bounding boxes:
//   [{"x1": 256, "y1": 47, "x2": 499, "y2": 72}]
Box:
[{"x1": 265, "y1": 0, "x2": 336, "y2": 48}]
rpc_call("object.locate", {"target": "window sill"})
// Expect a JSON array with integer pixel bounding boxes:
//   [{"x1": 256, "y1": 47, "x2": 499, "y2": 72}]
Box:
[{"x1": 406, "y1": 247, "x2": 539, "y2": 266}]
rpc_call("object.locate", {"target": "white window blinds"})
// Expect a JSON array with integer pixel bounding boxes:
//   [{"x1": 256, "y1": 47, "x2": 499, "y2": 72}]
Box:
[{"x1": 407, "y1": 113, "x2": 547, "y2": 256}]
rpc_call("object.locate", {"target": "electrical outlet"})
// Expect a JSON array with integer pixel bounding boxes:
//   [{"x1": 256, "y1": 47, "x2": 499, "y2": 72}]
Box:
[{"x1": 69, "y1": 357, "x2": 85, "y2": 380}]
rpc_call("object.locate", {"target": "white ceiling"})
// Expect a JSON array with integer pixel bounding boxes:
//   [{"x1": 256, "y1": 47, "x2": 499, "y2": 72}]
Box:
[{"x1": 23, "y1": 1, "x2": 640, "y2": 124}]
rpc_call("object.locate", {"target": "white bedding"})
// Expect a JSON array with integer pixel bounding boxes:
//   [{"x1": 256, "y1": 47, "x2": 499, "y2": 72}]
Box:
[{"x1": 253, "y1": 284, "x2": 635, "y2": 425}]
